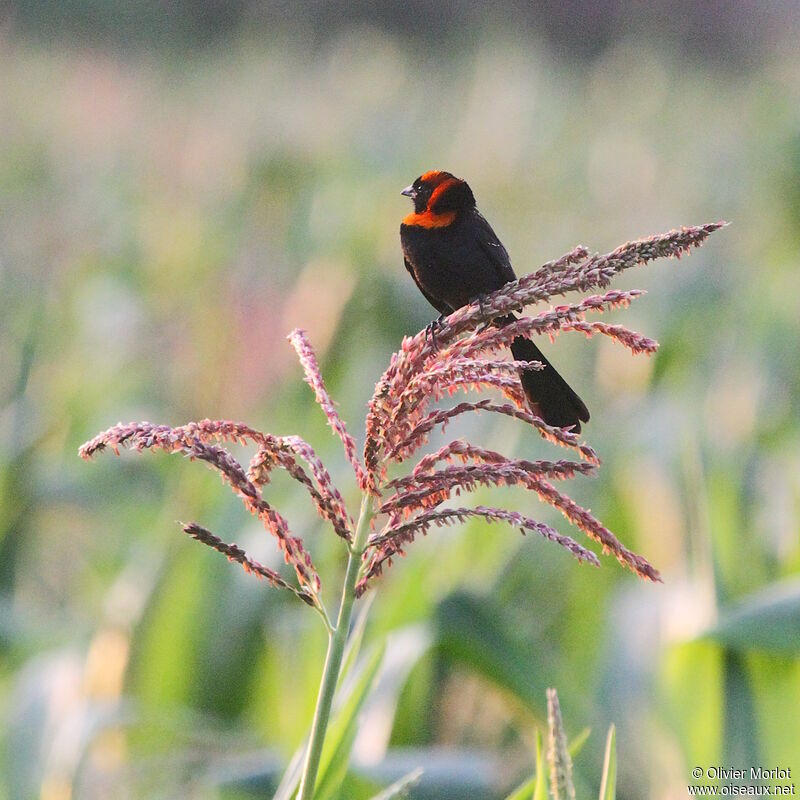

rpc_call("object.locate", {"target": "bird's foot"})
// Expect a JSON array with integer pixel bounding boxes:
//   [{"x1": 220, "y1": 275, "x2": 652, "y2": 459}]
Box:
[
  {"x1": 425, "y1": 313, "x2": 448, "y2": 349},
  {"x1": 475, "y1": 294, "x2": 493, "y2": 331}
]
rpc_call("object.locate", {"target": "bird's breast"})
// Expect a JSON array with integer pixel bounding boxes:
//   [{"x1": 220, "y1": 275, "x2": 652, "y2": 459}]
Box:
[
  {"x1": 401, "y1": 219, "x2": 493, "y2": 309},
  {"x1": 402, "y1": 209, "x2": 457, "y2": 228}
]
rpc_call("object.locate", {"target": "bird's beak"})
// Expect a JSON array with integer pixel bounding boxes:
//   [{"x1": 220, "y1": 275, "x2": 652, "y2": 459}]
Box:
[{"x1": 401, "y1": 185, "x2": 416, "y2": 198}]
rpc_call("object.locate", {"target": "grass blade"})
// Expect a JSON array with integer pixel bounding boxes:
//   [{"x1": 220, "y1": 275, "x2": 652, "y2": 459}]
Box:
[
  {"x1": 504, "y1": 775, "x2": 537, "y2": 800},
  {"x1": 533, "y1": 730, "x2": 548, "y2": 800},
  {"x1": 313, "y1": 642, "x2": 386, "y2": 800},
  {"x1": 568, "y1": 727, "x2": 591, "y2": 759},
  {"x1": 369, "y1": 768, "x2": 423, "y2": 800},
  {"x1": 598, "y1": 725, "x2": 616, "y2": 800},
  {"x1": 701, "y1": 579, "x2": 800, "y2": 655},
  {"x1": 273, "y1": 731, "x2": 309, "y2": 800}
]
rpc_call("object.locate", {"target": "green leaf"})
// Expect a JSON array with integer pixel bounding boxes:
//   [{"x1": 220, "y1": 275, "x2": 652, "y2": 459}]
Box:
[
  {"x1": 568, "y1": 727, "x2": 591, "y2": 759},
  {"x1": 505, "y1": 730, "x2": 548, "y2": 800},
  {"x1": 313, "y1": 642, "x2": 386, "y2": 800},
  {"x1": 273, "y1": 607, "x2": 379, "y2": 800},
  {"x1": 368, "y1": 768, "x2": 423, "y2": 800},
  {"x1": 504, "y1": 775, "x2": 537, "y2": 800},
  {"x1": 745, "y1": 651, "x2": 800, "y2": 768},
  {"x1": 504, "y1": 726, "x2": 556, "y2": 800},
  {"x1": 435, "y1": 592, "x2": 552, "y2": 716},
  {"x1": 661, "y1": 641, "x2": 722, "y2": 768},
  {"x1": 598, "y1": 725, "x2": 616, "y2": 800},
  {"x1": 701, "y1": 579, "x2": 800, "y2": 655},
  {"x1": 273, "y1": 736, "x2": 308, "y2": 800},
  {"x1": 339, "y1": 593, "x2": 375, "y2": 689},
  {"x1": 533, "y1": 730, "x2": 548, "y2": 800},
  {"x1": 503, "y1": 726, "x2": 590, "y2": 800},
  {"x1": 722, "y1": 650, "x2": 758, "y2": 767}
]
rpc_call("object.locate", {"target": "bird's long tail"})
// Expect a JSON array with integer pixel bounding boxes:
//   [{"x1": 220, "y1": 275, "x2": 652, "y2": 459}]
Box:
[{"x1": 505, "y1": 317, "x2": 590, "y2": 433}]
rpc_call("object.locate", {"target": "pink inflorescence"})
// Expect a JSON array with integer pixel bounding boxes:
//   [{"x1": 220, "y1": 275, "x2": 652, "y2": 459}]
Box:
[
  {"x1": 288, "y1": 329, "x2": 367, "y2": 491},
  {"x1": 182, "y1": 522, "x2": 316, "y2": 605},
  {"x1": 80, "y1": 222, "x2": 725, "y2": 603},
  {"x1": 357, "y1": 222, "x2": 724, "y2": 590}
]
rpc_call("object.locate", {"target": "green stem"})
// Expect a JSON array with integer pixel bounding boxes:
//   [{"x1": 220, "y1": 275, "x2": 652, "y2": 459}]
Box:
[{"x1": 297, "y1": 493, "x2": 375, "y2": 800}]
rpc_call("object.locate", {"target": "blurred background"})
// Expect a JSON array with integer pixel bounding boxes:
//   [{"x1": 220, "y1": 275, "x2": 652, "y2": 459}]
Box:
[{"x1": 1, "y1": 2, "x2": 799, "y2": 798}]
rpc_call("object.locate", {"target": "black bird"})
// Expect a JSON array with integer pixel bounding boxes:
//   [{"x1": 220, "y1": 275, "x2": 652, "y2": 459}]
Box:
[{"x1": 400, "y1": 170, "x2": 590, "y2": 432}]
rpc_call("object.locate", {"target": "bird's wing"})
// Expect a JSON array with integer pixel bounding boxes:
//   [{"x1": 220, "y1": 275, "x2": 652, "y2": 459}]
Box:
[
  {"x1": 472, "y1": 210, "x2": 517, "y2": 286},
  {"x1": 404, "y1": 257, "x2": 453, "y2": 317}
]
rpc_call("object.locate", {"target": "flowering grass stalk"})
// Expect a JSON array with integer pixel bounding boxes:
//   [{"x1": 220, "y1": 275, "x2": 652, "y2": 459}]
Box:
[{"x1": 79, "y1": 222, "x2": 724, "y2": 798}]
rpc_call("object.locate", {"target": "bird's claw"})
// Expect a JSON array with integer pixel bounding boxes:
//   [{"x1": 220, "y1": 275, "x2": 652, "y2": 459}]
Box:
[
  {"x1": 475, "y1": 294, "x2": 492, "y2": 331},
  {"x1": 425, "y1": 313, "x2": 448, "y2": 349}
]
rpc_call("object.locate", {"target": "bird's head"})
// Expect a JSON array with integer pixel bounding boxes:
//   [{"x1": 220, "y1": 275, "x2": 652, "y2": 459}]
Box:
[{"x1": 401, "y1": 170, "x2": 476, "y2": 216}]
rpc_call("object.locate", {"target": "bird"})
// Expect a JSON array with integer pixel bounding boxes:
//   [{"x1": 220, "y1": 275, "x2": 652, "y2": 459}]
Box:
[{"x1": 400, "y1": 169, "x2": 590, "y2": 432}]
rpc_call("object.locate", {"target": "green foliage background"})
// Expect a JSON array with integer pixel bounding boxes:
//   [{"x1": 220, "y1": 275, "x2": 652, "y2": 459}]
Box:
[{"x1": 1, "y1": 5, "x2": 799, "y2": 798}]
